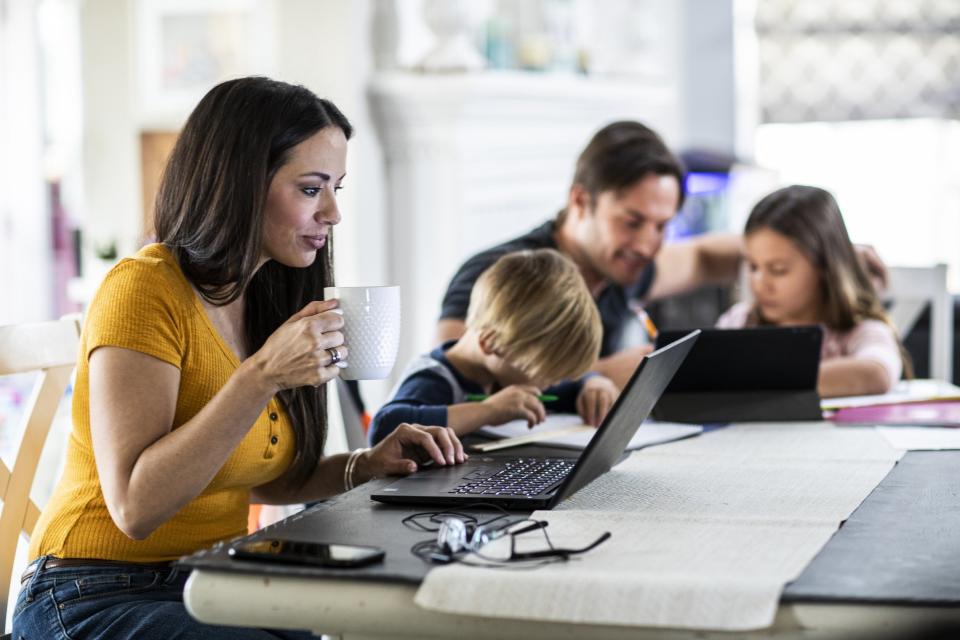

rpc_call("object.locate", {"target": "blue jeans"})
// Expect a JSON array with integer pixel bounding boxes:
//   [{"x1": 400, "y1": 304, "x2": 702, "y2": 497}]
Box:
[{"x1": 12, "y1": 556, "x2": 316, "y2": 639}]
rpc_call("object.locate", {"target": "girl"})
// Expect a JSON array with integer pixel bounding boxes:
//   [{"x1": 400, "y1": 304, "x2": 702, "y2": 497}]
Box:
[{"x1": 717, "y1": 185, "x2": 908, "y2": 398}]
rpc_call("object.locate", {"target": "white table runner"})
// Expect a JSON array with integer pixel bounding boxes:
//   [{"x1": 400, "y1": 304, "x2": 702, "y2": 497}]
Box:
[{"x1": 415, "y1": 422, "x2": 902, "y2": 631}]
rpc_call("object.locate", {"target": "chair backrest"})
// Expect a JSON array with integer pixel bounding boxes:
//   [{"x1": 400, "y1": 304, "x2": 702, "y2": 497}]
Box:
[
  {"x1": 0, "y1": 315, "x2": 81, "y2": 627},
  {"x1": 886, "y1": 264, "x2": 953, "y2": 381}
]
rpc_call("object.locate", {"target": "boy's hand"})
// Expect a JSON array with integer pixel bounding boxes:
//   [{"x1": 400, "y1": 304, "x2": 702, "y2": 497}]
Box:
[
  {"x1": 482, "y1": 385, "x2": 546, "y2": 428},
  {"x1": 577, "y1": 375, "x2": 618, "y2": 427}
]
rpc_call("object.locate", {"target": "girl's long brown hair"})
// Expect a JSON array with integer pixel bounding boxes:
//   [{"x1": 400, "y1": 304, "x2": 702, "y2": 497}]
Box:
[
  {"x1": 745, "y1": 185, "x2": 912, "y2": 377},
  {"x1": 154, "y1": 77, "x2": 353, "y2": 487}
]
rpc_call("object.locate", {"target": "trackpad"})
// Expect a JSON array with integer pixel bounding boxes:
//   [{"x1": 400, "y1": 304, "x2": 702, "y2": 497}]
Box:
[{"x1": 400, "y1": 459, "x2": 494, "y2": 481}]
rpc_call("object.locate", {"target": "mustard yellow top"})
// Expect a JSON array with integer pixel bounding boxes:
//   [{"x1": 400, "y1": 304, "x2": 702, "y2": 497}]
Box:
[{"x1": 29, "y1": 244, "x2": 296, "y2": 563}]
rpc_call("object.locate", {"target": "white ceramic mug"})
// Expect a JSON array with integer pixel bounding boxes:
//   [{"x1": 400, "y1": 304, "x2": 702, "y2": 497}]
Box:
[{"x1": 323, "y1": 285, "x2": 401, "y2": 380}]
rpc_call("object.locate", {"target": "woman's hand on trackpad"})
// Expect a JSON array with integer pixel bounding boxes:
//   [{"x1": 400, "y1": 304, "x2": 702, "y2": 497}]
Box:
[{"x1": 363, "y1": 424, "x2": 467, "y2": 478}]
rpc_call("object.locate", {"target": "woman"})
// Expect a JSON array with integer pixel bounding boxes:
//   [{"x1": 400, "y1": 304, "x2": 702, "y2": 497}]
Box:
[
  {"x1": 717, "y1": 185, "x2": 909, "y2": 397},
  {"x1": 14, "y1": 77, "x2": 466, "y2": 639}
]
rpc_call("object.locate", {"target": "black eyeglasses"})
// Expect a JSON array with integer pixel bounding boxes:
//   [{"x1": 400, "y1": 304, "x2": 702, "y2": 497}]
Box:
[
  {"x1": 403, "y1": 504, "x2": 610, "y2": 568},
  {"x1": 404, "y1": 506, "x2": 517, "y2": 562},
  {"x1": 403, "y1": 508, "x2": 511, "y2": 549},
  {"x1": 505, "y1": 520, "x2": 611, "y2": 561}
]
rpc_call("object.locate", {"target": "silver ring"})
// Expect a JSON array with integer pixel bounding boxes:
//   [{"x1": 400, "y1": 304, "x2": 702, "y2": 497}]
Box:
[{"x1": 327, "y1": 347, "x2": 342, "y2": 364}]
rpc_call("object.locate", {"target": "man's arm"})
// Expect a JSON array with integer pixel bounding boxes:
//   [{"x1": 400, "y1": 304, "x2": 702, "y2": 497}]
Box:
[
  {"x1": 645, "y1": 231, "x2": 888, "y2": 302},
  {"x1": 646, "y1": 232, "x2": 742, "y2": 301},
  {"x1": 592, "y1": 345, "x2": 654, "y2": 390}
]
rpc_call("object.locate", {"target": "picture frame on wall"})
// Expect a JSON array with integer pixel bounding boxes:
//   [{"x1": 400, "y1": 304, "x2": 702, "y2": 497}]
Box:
[{"x1": 136, "y1": 0, "x2": 276, "y2": 127}]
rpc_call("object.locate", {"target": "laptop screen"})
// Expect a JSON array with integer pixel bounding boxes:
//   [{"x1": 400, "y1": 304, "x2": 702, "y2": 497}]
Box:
[{"x1": 551, "y1": 330, "x2": 699, "y2": 506}]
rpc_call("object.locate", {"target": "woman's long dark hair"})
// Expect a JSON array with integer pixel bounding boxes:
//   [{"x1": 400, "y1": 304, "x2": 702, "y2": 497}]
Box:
[
  {"x1": 154, "y1": 77, "x2": 353, "y2": 487},
  {"x1": 745, "y1": 185, "x2": 912, "y2": 377}
]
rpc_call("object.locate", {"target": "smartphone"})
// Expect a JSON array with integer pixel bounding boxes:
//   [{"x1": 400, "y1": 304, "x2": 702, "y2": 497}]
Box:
[{"x1": 228, "y1": 539, "x2": 385, "y2": 568}]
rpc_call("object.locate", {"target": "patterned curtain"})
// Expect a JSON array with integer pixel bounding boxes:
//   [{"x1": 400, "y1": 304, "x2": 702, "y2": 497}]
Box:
[{"x1": 756, "y1": 0, "x2": 959, "y2": 123}]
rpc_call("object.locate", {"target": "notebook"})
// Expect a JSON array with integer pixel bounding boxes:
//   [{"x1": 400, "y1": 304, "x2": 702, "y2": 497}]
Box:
[
  {"x1": 652, "y1": 326, "x2": 824, "y2": 423},
  {"x1": 830, "y1": 401, "x2": 960, "y2": 428},
  {"x1": 821, "y1": 379, "x2": 960, "y2": 411},
  {"x1": 475, "y1": 415, "x2": 702, "y2": 452},
  {"x1": 370, "y1": 330, "x2": 699, "y2": 510}
]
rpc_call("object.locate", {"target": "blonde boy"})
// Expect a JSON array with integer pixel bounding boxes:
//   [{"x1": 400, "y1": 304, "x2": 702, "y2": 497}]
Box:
[{"x1": 370, "y1": 249, "x2": 618, "y2": 444}]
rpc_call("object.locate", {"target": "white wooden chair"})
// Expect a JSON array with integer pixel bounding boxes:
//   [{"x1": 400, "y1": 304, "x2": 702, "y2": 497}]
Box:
[
  {"x1": 886, "y1": 264, "x2": 953, "y2": 381},
  {"x1": 0, "y1": 315, "x2": 81, "y2": 630}
]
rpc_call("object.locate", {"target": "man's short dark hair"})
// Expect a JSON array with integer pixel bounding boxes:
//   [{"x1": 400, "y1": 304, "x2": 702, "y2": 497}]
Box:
[{"x1": 565, "y1": 121, "x2": 686, "y2": 216}]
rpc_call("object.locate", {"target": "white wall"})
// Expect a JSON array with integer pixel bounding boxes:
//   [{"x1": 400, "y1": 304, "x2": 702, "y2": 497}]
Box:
[
  {"x1": 80, "y1": 0, "x2": 140, "y2": 269},
  {"x1": 272, "y1": 0, "x2": 390, "y2": 408},
  {"x1": 678, "y1": 0, "x2": 737, "y2": 155},
  {"x1": 0, "y1": 0, "x2": 51, "y2": 324},
  {"x1": 78, "y1": 0, "x2": 384, "y2": 288},
  {"x1": 273, "y1": 0, "x2": 389, "y2": 295}
]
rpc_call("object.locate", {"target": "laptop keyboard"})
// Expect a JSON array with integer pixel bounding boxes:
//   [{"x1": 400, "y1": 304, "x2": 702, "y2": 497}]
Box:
[{"x1": 448, "y1": 458, "x2": 575, "y2": 497}]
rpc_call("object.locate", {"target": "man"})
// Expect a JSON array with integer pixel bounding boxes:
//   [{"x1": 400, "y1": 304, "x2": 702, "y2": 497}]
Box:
[{"x1": 437, "y1": 121, "x2": 884, "y2": 388}]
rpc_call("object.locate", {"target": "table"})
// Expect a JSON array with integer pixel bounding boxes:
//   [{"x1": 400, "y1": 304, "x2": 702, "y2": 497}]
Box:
[{"x1": 181, "y1": 444, "x2": 960, "y2": 639}]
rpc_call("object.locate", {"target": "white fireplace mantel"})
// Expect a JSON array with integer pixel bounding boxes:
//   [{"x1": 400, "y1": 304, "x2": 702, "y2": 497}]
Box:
[{"x1": 368, "y1": 70, "x2": 679, "y2": 377}]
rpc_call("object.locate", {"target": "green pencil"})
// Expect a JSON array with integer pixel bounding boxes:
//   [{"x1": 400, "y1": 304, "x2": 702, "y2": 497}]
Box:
[{"x1": 465, "y1": 393, "x2": 559, "y2": 402}]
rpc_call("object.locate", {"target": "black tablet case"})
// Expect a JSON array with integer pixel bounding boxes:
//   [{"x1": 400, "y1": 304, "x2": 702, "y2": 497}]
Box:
[{"x1": 652, "y1": 326, "x2": 823, "y2": 423}]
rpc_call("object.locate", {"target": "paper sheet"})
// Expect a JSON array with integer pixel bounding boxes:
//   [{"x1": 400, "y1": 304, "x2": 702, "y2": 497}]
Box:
[
  {"x1": 878, "y1": 425, "x2": 960, "y2": 450},
  {"x1": 477, "y1": 413, "x2": 702, "y2": 451},
  {"x1": 415, "y1": 422, "x2": 902, "y2": 631}
]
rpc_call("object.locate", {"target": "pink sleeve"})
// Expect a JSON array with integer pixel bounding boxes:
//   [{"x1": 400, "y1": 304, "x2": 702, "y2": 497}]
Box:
[
  {"x1": 843, "y1": 320, "x2": 903, "y2": 386},
  {"x1": 716, "y1": 302, "x2": 751, "y2": 329}
]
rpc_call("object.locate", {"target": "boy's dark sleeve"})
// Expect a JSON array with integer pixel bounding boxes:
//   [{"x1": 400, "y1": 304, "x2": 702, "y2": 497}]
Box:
[
  {"x1": 542, "y1": 376, "x2": 589, "y2": 415},
  {"x1": 369, "y1": 370, "x2": 457, "y2": 445}
]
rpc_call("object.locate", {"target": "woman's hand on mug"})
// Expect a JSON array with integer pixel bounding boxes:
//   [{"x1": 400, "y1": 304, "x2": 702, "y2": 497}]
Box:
[
  {"x1": 248, "y1": 300, "x2": 348, "y2": 392},
  {"x1": 356, "y1": 424, "x2": 467, "y2": 481}
]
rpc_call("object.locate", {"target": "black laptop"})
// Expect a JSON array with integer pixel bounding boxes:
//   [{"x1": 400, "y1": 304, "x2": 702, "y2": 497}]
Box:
[
  {"x1": 652, "y1": 326, "x2": 823, "y2": 424},
  {"x1": 370, "y1": 330, "x2": 699, "y2": 510}
]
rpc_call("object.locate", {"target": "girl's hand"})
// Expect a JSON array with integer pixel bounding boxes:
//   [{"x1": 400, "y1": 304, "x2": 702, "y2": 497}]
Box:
[
  {"x1": 483, "y1": 385, "x2": 546, "y2": 428},
  {"x1": 577, "y1": 375, "x2": 618, "y2": 427},
  {"x1": 359, "y1": 424, "x2": 467, "y2": 479},
  {"x1": 248, "y1": 300, "x2": 348, "y2": 392}
]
